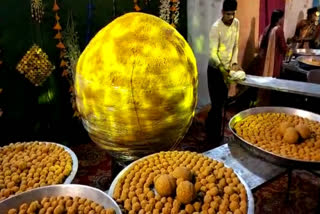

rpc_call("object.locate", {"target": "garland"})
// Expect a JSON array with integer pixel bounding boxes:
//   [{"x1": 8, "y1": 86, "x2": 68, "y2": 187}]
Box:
[
  {"x1": 159, "y1": 0, "x2": 180, "y2": 28},
  {"x1": 159, "y1": 0, "x2": 170, "y2": 23},
  {"x1": 52, "y1": 0, "x2": 67, "y2": 71},
  {"x1": 170, "y1": 0, "x2": 180, "y2": 27},
  {"x1": 31, "y1": 0, "x2": 45, "y2": 23}
]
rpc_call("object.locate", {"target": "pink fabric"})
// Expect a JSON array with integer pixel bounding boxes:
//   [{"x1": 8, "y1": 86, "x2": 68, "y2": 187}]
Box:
[
  {"x1": 259, "y1": 0, "x2": 285, "y2": 37},
  {"x1": 260, "y1": 25, "x2": 287, "y2": 77}
]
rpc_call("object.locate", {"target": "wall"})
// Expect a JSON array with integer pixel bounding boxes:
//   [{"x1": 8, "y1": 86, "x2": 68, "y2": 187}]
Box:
[
  {"x1": 236, "y1": 0, "x2": 260, "y2": 70},
  {"x1": 284, "y1": 0, "x2": 313, "y2": 39},
  {"x1": 187, "y1": 0, "x2": 223, "y2": 110}
]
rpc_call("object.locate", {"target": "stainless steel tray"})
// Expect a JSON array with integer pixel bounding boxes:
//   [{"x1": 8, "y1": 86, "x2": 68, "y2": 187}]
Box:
[
  {"x1": 229, "y1": 107, "x2": 320, "y2": 169},
  {"x1": 108, "y1": 152, "x2": 254, "y2": 214},
  {"x1": 0, "y1": 142, "x2": 78, "y2": 184},
  {"x1": 0, "y1": 184, "x2": 121, "y2": 214}
]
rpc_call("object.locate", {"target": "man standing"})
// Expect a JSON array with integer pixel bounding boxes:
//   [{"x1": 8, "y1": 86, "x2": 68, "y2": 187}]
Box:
[
  {"x1": 206, "y1": 0, "x2": 240, "y2": 144},
  {"x1": 292, "y1": 7, "x2": 320, "y2": 49}
]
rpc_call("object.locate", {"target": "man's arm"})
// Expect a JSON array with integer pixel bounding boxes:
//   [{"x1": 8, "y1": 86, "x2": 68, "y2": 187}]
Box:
[
  {"x1": 231, "y1": 20, "x2": 240, "y2": 70},
  {"x1": 209, "y1": 24, "x2": 222, "y2": 67}
]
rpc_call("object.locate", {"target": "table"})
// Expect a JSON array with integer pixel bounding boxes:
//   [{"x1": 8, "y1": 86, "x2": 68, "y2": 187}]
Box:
[
  {"x1": 238, "y1": 74, "x2": 320, "y2": 98},
  {"x1": 204, "y1": 140, "x2": 286, "y2": 190}
]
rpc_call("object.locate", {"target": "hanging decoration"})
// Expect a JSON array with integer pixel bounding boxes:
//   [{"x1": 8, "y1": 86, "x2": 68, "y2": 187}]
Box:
[
  {"x1": 85, "y1": 0, "x2": 95, "y2": 45},
  {"x1": 133, "y1": 0, "x2": 141, "y2": 11},
  {"x1": 16, "y1": 45, "x2": 54, "y2": 86},
  {"x1": 52, "y1": 0, "x2": 68, "y2": 75},
  {"x1": 170, "y1": 0, "x2": 180, "y2": 27},
  {"x1": 159, "y1": 0, "x2": 170, "y2": 23},
  {"x1": 31, "y1": 0, "x2": 45, "y2": 23},
  {"x1": 62, "y1": 12, "x2": 81, "y2": 117},
  {"x1": 159, "y1": 0, "x2": 180, "y2": 27}
]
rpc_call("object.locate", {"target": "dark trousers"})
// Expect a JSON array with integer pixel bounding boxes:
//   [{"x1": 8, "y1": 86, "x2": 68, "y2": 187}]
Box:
[{"x1": 206, "y1": 65, "x2": 228, "y2": 143}]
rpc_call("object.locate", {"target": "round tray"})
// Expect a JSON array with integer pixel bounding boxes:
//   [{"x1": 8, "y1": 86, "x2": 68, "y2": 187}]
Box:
[
  {"x1": 0, "y1": 141, "x2": 78, "y2": 184},
  {"x1": 229, "y1": 107, "x2": 320, "y2": 169},
  {"x1": 296, "y1": 55, "x2": 320, "y2": 70},
  {"x1": 0, "y1": 184, "x2": 121, "y2": 213},
  {"x1": 109, "y1": 153, "x2": 254, "y2": 214}
]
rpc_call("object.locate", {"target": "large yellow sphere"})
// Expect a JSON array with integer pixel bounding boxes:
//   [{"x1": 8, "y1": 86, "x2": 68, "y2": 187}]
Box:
[{"x1": 75, "y1": 12, "x2": 198, "y2": 161}]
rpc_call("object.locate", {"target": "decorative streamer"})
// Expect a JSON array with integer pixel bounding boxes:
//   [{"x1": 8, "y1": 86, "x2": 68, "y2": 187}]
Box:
[
  {"x1": 85, "y1": 0, "x2": 95, "y2": 45},
  {"x1": 52, "y1": 0, "x2": 68, "y2": 75},
  {"x1": 31, "y1": 0, "x2": 45, "y2": 23},
  {"x1": 159, "y1": 0, "x2": 170, "y2": 23}
]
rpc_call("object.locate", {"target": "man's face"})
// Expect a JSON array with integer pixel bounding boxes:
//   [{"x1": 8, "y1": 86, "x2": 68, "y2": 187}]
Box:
[
  {"x1": 222, "y1": 10, "x2": 236, "y2": 26},
  {"x1": 311, "y1": 12, "x2": 320, "y2": 23}
]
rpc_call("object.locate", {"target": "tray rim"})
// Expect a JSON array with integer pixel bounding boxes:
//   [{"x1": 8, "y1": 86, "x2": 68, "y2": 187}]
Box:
[
  {"x1": 0, "y1": 184, "x2": 121, "y2": 214},
  {"x1": 228, "y1": 106, "x2": 320, "y2": 167},
  {"x1": 108, "y1": 151, "x2": 254, "y2": 214}
]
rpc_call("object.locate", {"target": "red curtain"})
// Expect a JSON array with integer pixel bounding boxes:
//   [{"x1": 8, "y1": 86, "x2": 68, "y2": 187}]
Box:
[{"x1": 259, "y1": 0, "x2": 285, "y2": 36}]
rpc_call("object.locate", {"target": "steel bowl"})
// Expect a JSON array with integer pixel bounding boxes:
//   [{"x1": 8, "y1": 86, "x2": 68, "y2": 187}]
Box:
[
  {"x1": 0, "y1": 184, "x2": 121, "y2": 213},
  {"x1": 109, "y1": 152, "x2": 254, "y2": 214},
  {"x1": 296, "y1": 55, "x2": 320, "y2": 70},
  {"x1": 229, "y1": 107, "x2": 320, "y2": 169}
]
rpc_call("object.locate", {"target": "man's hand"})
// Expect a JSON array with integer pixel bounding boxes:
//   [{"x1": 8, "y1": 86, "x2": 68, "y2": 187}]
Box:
[
  {"x1": 231, "y1": 63, "x2": 241, "y2": 71},
  {"x1": 218, "y1": 64, "x2": 230, "y2": 85}
]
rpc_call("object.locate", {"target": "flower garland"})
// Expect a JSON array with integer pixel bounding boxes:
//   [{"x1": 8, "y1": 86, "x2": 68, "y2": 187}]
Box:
[
  {"x1": 159, "y1": 0, "x2": 180, "y2": 27},
  {"x1": 52, "y1": 0, "x2": 67, "y2": 72},
  {"x1": 159, "y1": 0, "x2": 170, "y2": 23},
  {"x1": 133, "y1": 0, "x2": 141, "y2": 11},
  {"x1": 31, "y1": 0, "x2": 45, "y2": 23},
  {"x1": 170, "y1": 0, "x2": 180, "y2": 27}
]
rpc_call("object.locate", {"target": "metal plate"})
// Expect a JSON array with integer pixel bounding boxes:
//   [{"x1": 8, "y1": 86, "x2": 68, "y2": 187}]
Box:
[
  {"x1": 0, "y1": 142, "x2": 78, "y2": 184},
  {"x1": 229, "y1": 107, "x2": 320, "y2": 169},
  {"x1": 296, "y1": 56, "x2": 320, "y2": 69},
  {"x1": 108, "y1": 153, "x2": 254, "y2": 214},
  {"x1": 0, "y1": 184, "x2": 121, "y2": 214}
]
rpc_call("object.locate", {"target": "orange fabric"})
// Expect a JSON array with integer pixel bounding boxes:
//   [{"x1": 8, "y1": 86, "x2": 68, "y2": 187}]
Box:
[
  {"x1": 53, "y1": 0, "x2": 60, "y2": 12},
  {"x1": 55, "y1": 13, "x2": 60, "y2": 21},
  {"x1": 54, "y1": 31, "x2": 62, "y2": 40},
  {"x1": 60, "y1": 60, "x2": 67, "y2": 67},
  {"x1": 56, "y1": 41, "x2": 65, "y2": 49},
  {"x1": 53, "y1": 22, "x2": 62, "y2": 31},
  {"x1": 134, "y1": 4, "x2": 141, "y2": 11}
]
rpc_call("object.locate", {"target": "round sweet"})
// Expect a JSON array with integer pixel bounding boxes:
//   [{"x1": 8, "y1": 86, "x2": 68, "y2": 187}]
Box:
[
  {"x1": 154, "y1": 174, "x2": 176, "y2": 197},
  {"x1": 6, "y1": 195, "x2": 115, "y2": 214},
  {"x1": 295, "y1": 124, "x2": 311, "y2": 139},
  {"x1": 0, "y1": 142, "x2": 73, "y2": 201},
  {"x1": 279, "y1": 122, "x2": 294, "y2": 136},
  {"x1": 112, "y1": 151, "x2": 248, "y2": 213},
  {"x1": 283, "y1": 127, "x2": 299, "y2": 144},
  {"x1": 234, "y1": 113, "x2": 320, "y2": 161}
]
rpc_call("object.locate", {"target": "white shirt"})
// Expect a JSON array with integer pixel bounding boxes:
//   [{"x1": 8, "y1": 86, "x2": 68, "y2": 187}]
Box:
[{"x1": 209, "y1": 18, "x2": 239, "y2": 70}]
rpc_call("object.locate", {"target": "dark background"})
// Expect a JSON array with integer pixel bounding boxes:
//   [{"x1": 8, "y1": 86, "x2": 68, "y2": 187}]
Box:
[{"x1": 0, "y1": 0, "x2": 187, "y2": 146}]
